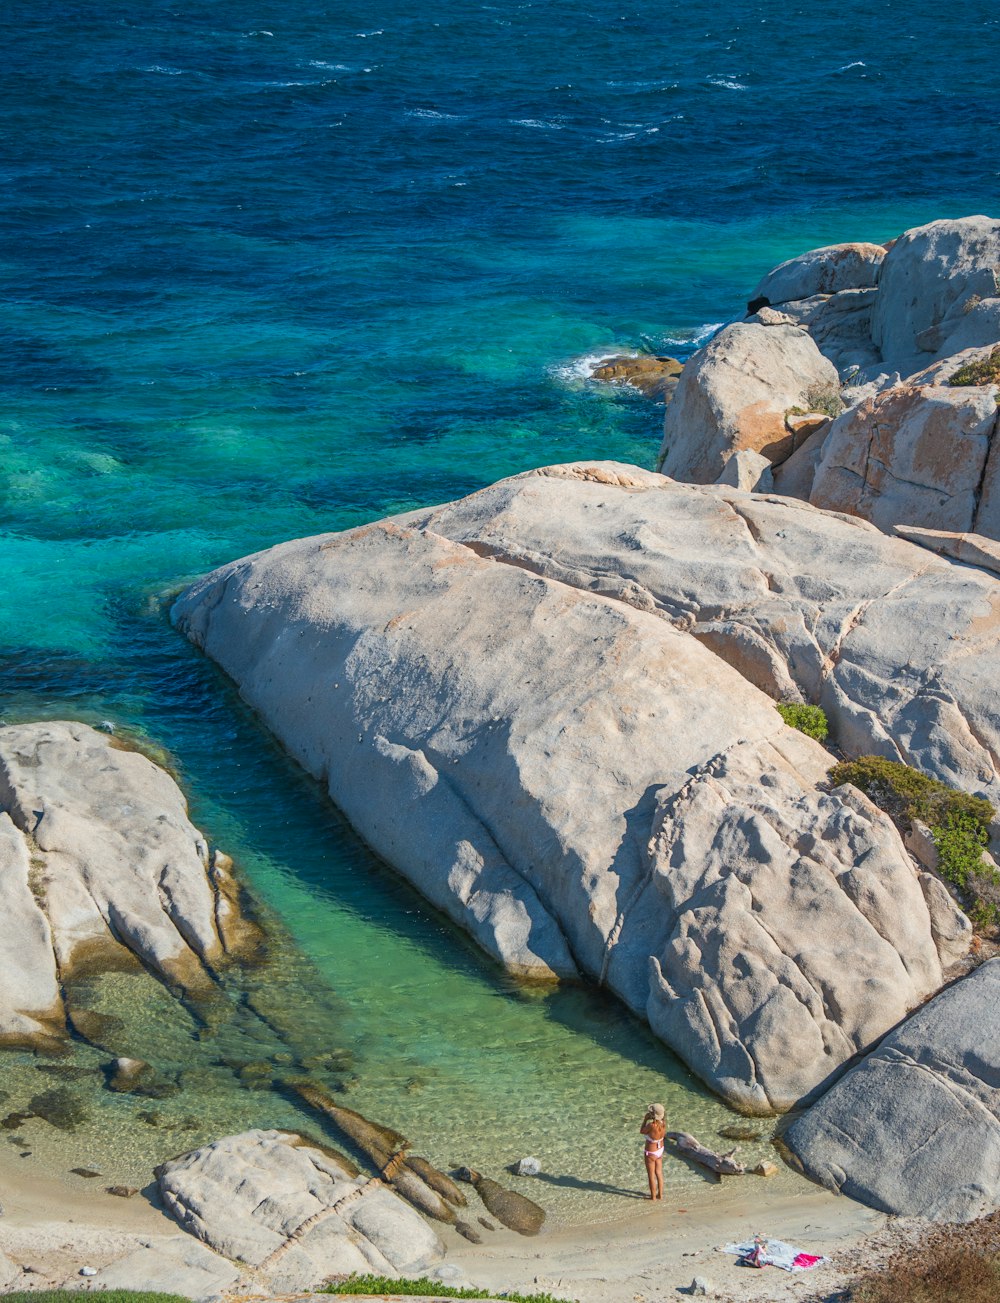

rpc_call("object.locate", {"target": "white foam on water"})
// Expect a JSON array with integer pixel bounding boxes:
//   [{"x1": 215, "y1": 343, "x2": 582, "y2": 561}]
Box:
[
  {"x1": 707, "y1": 76, "x2": 749, "y2": 90},
  {"x1": 407, "y1": 108, "x2": 463, "y2": 120},
  {"x1": 663, "y1": 321, "x2": 724, "y2": 350},
  {"x1": 836, "y1": 60, "x2": 867, "y2": 71},
  {"x1": 549, "y1": 351, "x2": 633, "y2": 385},
  {"x1": 511, "y1": 118, "x2": 565, "y2": 130},
  {"x1": 140, "y1": 65, "x2": 184, "y2": 75}
]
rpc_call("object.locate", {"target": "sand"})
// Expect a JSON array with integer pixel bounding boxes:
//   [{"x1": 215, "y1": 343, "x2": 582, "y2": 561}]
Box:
[{"x1": 0, "y1": 1140, "x2": 894, "y2": 1302}]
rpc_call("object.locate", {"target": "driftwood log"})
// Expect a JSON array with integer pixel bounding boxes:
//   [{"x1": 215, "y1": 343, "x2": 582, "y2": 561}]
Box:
[{"x1": 666, "y1": 1130, "x2": 746, "y2": 1176}]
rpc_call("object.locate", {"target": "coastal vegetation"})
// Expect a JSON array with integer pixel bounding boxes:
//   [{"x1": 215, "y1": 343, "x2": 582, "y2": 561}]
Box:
[
  {"x1": 323, "y1": 1276, "x2": 574, "y2": 1301},
  {"x1": 830, "y1": 756, "x2": 999, "y2": 926},
  {"x1": 847, "y1": 1207, "x2": 1000, "y2": 1302},
  {"x1": 2, "y1": 1294, "x2": 191, "y2": 1303},
  {"x1": 775, "y1": 702, "x2": 829, "y2": 741},
  {"x1": 948, "y1": 346, "x2": 1000, "y2": 387}
]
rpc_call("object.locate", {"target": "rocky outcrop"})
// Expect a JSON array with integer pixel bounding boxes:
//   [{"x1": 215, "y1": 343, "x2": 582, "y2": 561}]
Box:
[
  {"x1": 751, "y1": 242, "x2": 885, "y2": 306},
  {"x1": 173, "y1": 464, "x2": 975, "y2": 1113},
  {"x1": 157, "y1": 1130, "x2": 444, "y2": 1290},
  {"x1": 714, "y1": 449, "x2": 774, "y2": 492},
  {"x1": 0, "y1": 721, "x2": 255, "y2": 1051},
  {"x1": 590, "y1": 353, "x2": 682, "y2": 401},
  {"x1": 786, "y1": 960, "x2": 1000, "y2": 1222},
  {"x1": 660, "y1": 216, "x2": 1000, "y2": 540},
  {"x1": 871, "y1": 216, "x2": 1000, "y2": 371},
  {"x1": 809, "y1": 378, "x2": 1000, "y2": 535},
  {"x1": 417, "y1": 464, "x2": 1000, "y2": 809},
  {"x1": 658, "y1": 323, "x2": 839, "y2": 483}
]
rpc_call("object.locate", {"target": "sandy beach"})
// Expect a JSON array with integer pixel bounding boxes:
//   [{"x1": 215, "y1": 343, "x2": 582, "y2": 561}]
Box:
[{"x1": 0, "y1": 1141, "x2": 889, "y2": 1302}]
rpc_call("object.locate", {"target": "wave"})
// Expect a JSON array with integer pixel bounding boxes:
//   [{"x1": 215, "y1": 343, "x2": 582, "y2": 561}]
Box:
[
  {"x1": 707, "y1": 76, "x2": 748, "y2": 90},
  {"x1": 244, "y1": 30, "x2": 274, "y2": 37},
  {"x1": 355, "y1": 29, "x2": 385, "y2": 37},
  {"x1": 406, "y1": 108, "x2": 463, "y2": 121},
  {"x1": 836, "y1": 60, "x2": 867, "y2": 71},
  {"x1": 308, "y1": 60, "x2": 354, "y2": 71},
  {"x1": 139, "y1": 65, "x2": 184, "y2": 76},
  {"x1": 662, "y1": 322, "x2": 724, "y2": 350},
  {"x1": 549, "y1": 352, "x2": 625, "y2": 384},
  {"x1": 511, "y1": 118, "x2": 564, "y2": 130}
]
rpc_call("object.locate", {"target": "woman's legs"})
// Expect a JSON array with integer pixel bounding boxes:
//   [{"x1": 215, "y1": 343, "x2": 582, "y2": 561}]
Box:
[
  {"x1": 644, "y1": 1153, "x2": 657, "y2": 1199},
  {"x1": 653, "y1": 1156, "x2": 663, "y2": 1199}
]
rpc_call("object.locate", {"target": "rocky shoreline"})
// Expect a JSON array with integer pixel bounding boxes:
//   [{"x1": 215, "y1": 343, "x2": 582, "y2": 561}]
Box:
[{"x1": 3, "y1": 215, "x2": 1000, "y2": 1299}]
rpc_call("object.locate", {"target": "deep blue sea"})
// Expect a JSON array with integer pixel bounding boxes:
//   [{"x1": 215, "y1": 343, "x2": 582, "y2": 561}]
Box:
[{"x1": 2, "y1": 0, "x2": 1000, "y2": 1216}]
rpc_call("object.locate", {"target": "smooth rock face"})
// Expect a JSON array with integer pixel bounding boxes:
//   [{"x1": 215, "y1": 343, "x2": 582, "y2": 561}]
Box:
[
  {"x1": 894, "y1": 524, "x2": 1000, "y2": 580},
  {"x1": 714, "y1": 448, "x2": 774, "y2": 492},
  {"x1": 871, "y1": 216, "x2": 1000, "y2": 370},
  {"x1": 752, "y1": 242, "x2": 885, "y2": 305},
  {"x1": 809, "y1": 380, "x2": 1000, "y2": 536},
  {"x1": 0, "y1": 721, "x2": 250, "y2": 1049},
  {"x1": 761, "y1": 288, "x2": 880, "y2": 373},
  {"x1": 174, "y1": 463, "x2": 970, "y2": 1112},
  {"x1": 590, "y1": 353, "x2": 682, "y2": 401},
  {"x1": 92, "y1": 1235, "x2": 241, "y2": 1299},
  {"x1": 658, "y1": 323, "x2": 840, "y2": 483},
  {"x1": 417, "y1": 464, "x2": 1000, "y2": 811},
  {"x1": 157, "y1": 1130, "x2": 444, "y2": 1288},
  {"x1": 787, "y1": 960, "x2": 1000, "y2": 1222}
]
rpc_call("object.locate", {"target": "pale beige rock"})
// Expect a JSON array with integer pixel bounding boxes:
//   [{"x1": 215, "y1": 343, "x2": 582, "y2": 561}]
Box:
[
  {"x1": 894, "y1": 524, "x2": 1000, "y2": 579},
  {"x1": 752, "y1": 243, "x2": 885, "y2": 305},
  {"x1": 809, "y1": 381, "x2": 1000, "y2": 535},
  {"x1": 786, "y1": 959, "x2": 1000, "y2": 1221},
  {"x1": 414, "y1": 463, "x2": 1000, "y2": 810},
  {"x1": 0, "y1": 721, "x2": 251, "y2": 1049},
  {"x1": 714, "y1": 449, "x2": 774, "y2": 492},
  {"x1": 872, "y1": 216, "x2": 1000, "y2": 371},
  {"x1": 771, "y1": 424, "x2": 829, "y2": 501},
  {"x1": 157, "y1": 1130, "x2": 444, "y2": 1287},
  {"x1": 658, "y1": 323, "x2": 840, "y2": 482},
  {"x1": 762, "y1": 288, "x2": 880, "y2": 373},
  {"x1": 173, "y1": 466, "x2": 972, "y2": 1112},
  {"x1": 92, "y1": 1234, "x2": 241, "y2": 1298}
]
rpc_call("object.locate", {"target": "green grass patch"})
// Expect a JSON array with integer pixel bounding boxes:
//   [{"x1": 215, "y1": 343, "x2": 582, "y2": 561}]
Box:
[
  {"x1": 322, "y1": 1275, "x2": 574, "y2": 1301},
  {"x1": 776, "y1": 701, "x2": 829, "y2": 742},
  {"x1": 829, "y1": 756, "x2": 998, "y2": 926},
  {"x1": 948, "y1": 346, "x2": 1000, "y2": 388}
]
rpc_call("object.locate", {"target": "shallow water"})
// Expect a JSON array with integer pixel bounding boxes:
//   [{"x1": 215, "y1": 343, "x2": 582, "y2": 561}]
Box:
[{"x1": 2, "y1": 0, "x2": 1000, "y2": 1228}]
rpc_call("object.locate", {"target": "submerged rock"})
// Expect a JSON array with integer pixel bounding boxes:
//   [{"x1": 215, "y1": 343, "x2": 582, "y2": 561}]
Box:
[
  {"x1": 454, "y1": 1167, "x2": 545, "y2": 1236},
  {"x1": 787, "y1": 960, "x2": 1000, "y2": 1221},
  {"x1": 157, "y1": 1129, "x2": 444, "y2": 1289},
  {"x1": 0, "y1": 721, "x2": 261, "y2": 1052},
  {"x1": 590, "y1": 353, "x2": 682, "y2": 401},
  {"x1": 173, "y1": 464, "x2": 980, "y2": 1113}
]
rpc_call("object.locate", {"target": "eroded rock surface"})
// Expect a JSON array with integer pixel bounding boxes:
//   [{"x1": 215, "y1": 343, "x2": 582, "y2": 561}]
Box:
[
  {"x1": 0, "y1": 721, "x2": 253, "y2": 1051},
  {"x1": 786, "y1": 960, "x2": 1000, "y2": 1222},
  {"x1": 751, "y1": 242, "x2": 885, "y2": 306},
  {"x1": 658, "y1": 322, "x2": 839, "y2": 483},
  {"x1": 809, "y1": 379, "x2": 1000, "y2": 535},
  {"x1": 173, "y1": 464, "x2": 974, "y2": 1112},
  {"x1": 872, "y1": 216, "x2": 1000, "y2": 371},
  {"x1": 157, "y1": 1130, "x2": 444, "y2": 1289}
]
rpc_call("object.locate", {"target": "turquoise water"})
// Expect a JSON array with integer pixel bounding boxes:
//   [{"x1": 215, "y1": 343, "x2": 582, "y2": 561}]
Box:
[{"x1": 2, "y1": 0, "x2": 1000, "y2": 1224}]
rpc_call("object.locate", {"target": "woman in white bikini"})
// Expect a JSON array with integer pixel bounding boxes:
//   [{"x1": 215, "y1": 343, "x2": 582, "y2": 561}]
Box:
[{"x1": 640, "y1": 1103, "x2": 666, "y2": 1200}]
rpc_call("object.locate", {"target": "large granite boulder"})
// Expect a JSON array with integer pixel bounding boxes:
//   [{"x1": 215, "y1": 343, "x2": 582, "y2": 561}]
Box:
[
  {"x1": 871, "y1": 216, "x2": 1000, "y2": 372},
  {"x1": 415, "y1": 464, "x2": 1000, "y2": 809},
  {"x1": 173, "y1": 464, "x2": 971, "y2": 1113},
  {"x1": 0, "y1": 721, "x2": 254, "y2": 1050},
  {"x1": 157, "y1": 1130, "x2": 444, "y2": 1289},
  {"x1": 809, "y1": 377, "x2": 1000, "y2": 536},
  {"x1": 758, "y1": 289, "x2": 881, "y2": 373},
  {"x1": 786, "y1": 960, "x2": 1000, "y2": 1222},
  {"x1": 658, "y1": 322, "x2": 840, "y2": 483},
  {"x1": 751, "y1": 242, "x2": 885, "y2": 306}
]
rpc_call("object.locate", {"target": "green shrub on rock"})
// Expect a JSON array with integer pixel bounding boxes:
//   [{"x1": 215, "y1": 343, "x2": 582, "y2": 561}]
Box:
[
  {"x1": 829, "y1": 755, "x2": 998, "y2": 926},
  {"x1": 948, "y1": 346, "x2": 1000, "y2": 388},
  {"x1": 775, "y1": 701, "x2": 829, "y2": 742},
  {"x1": 323, "y1": 1277, "x2": 573, "y2": 1302}
]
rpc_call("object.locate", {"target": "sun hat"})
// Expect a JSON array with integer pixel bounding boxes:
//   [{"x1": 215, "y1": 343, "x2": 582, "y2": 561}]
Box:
[{"x1": 650, "y1": 1103, "x2": 665, "y2": 1120}]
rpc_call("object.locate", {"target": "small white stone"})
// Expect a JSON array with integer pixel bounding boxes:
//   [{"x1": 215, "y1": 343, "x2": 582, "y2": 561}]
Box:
[
  {"x1": 80, "y1": 1266, "x2": 98, "y2": 1277},
  {"x1": 515, "y1": 1156, "x2": 541, "y2": 1176}
]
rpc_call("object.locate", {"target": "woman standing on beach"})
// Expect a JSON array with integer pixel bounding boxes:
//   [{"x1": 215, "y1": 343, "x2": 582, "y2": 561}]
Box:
[{"x1": 640, "y1": 1103, "x2": 666, "y2": 1200}]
